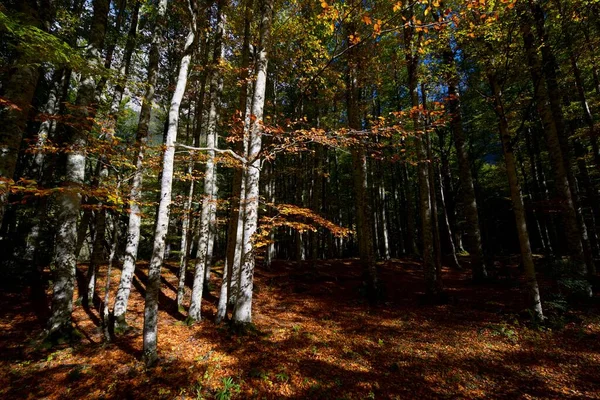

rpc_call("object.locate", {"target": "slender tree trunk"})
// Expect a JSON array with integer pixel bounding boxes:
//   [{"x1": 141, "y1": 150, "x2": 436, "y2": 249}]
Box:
[
  {"x1": 143, "y1": 26, "x2": 195, "y2": 366},
  {"x1": 102, "y1": 207, "x2": 120, "y2": 341},
  {"x1": 521, "y1": 11, "x2": 589, "y2": 286},
  {"x1": 47, "y1": 0, "x2": 110, "y2": 337},
  {"x1": 422, "y1": 85, "x2": 443, "y2": 280},
  {"x1": 0, "y1": 1, "x2": 44, "y2": 229},
  {"x1": 232, "y1": 0, "x2": 273, "y2": 325},
  {"x1": 345, "y1": 11, "x2": 379, "y2": 303},
  {"x1": 404, "y1": 17, "x2": 442, "y2": 298},
  {"x1": 527, "y1": 128, "x2": 557, "y2": 254},
  {"x1": 489, "y1": 72, "x2": 543, "y2": 320},
  {"x1": 311, "y1": 145, "x2": 324, "y2": 263},
  {"x1": 218, "y1": 0, "x2": 254, "y2": 324},
  {"x1": 177, "y1": 167, "x2": 194, "y2": 309},
  {"x1": 530, "y1": 0, "x2": 595, "y2": 276},
  {"x1": 403, "y1": 163, "x2": 417, "y2": 255},
  {"x1": 444, "y1": 45, "x2": 487, "y2": 282},
  {"x1": 177, "y1": 28, "x2": 211, "y2": 309},
  {"x1": 189, "y1": 1, "x2": 226, "y2": 321},
  {"x1": 112, "y1": 0, "x2": 168, "y2": 332},
  {"x1": 437, "y1": 163, "x2": 461, "y2": 270},
  {"x1": 377, "y1": 163, "x2": 391, "y2": 260},
  {"x1": 110, "y1": 0, "x2": 141, "y2": 115},
  {"x1": 517, "y1": 148, "x2": 547, "y2": 252},
  {"x1": 86, "y1": 207, "x2": 106, "y2": 307}
]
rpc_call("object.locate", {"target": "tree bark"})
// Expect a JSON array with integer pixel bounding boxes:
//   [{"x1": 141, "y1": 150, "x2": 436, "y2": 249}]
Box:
[
  {"x1": 189, "y1": 0, "x2": 226, "y2": 322},
  {"x1": 217, "y1": 0, "x2": 254, "y2": 324},
  {"x1": 47, "y1": 0, "x2": 110, "y2": 337},
  {"x1": 0, "y1": 0, "x2": 44, "y2": 231},
  {"x1": 112, "y1": 0, "x2": 168, "y2": 332},
  {"x1": 521, "y1": 10, "x2": 590, "y2": 287},
  {"x1": 489, "y1": 72, "x2": 543, "y2": 320},
  {"x1": 143, "y1": 26, "x2": 195, "y2": 366},
  {"x1": 232, "y1": 0, "x2": 273, "y2": 325},
  {"x1": 443, "y1": 45, "x2": 487, "y2": 282},
  {"x1": 404, "y1": 13, "x2": 442, "y2": 298},
  {"x1": 345, "y1": 9, "x2": 379, "y2": 303},
  {"x1": 109, "y1": 0, "x2": 141, "y2": 115}
]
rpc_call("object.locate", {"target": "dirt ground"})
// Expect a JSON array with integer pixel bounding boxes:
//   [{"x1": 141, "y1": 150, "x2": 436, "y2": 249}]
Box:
[{"x1": 1, "y1": 258, "x2": 599, "y2": 399}]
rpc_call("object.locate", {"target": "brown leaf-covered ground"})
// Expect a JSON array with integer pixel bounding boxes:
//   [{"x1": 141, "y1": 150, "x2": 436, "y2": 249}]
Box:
[{"x1": 1, "y1": 258, "x2": 600, "y2": 399}]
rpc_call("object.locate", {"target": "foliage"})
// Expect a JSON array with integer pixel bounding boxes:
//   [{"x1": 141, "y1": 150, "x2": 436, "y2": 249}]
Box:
[
  {"x1": 0, "y1": 11, "x2": 85, "y2": 68},
  {"x1": 3, "y1": 260, "x2": 599, "y2": 398},
  {"x1": 215, "y1": 377, "x2": 241, "y2": 400}
]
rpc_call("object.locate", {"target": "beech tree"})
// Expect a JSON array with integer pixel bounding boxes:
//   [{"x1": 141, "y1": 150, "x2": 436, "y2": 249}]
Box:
[
  {"x1": 231, "y1": 0, "x2": 274, "y2": 325},
  {"x1": 113, "y1": 0, "x2": 168, "y2": 332},
  {"x1": 47, "y1": 0, "x2": 110, "y2": 337},
  {"x1": 143, "y1": 2, "x2": 196, "y2": 366},
  {"x1": 3, "y1": 0, "x2": 600, "y2": 368}
]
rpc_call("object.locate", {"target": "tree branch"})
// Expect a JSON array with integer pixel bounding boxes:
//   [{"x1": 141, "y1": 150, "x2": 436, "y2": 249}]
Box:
[{"x1": 174, "y1": 142, "x2": 248, "y2": 166}]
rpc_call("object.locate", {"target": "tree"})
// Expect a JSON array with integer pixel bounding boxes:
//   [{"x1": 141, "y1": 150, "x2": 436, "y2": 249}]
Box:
[
  {"x1": 188, "y1": 0, "x2": 226, "y2": 322},
  {"x1": 47, "y1": 0, "x2": 110, "y2": 337},
  {"x1": 0, "y1": 1, "x2": 46, "y2": 229},
  {"x1": 113, "y1": 0, "x2": 168, "y2": 333},
  {"x1": 232, "y1": 0, "x2": 274, "y2": 325},
  {"x1": 142, "y1": 6, "x2": 196, "y2": 366},
  {"x1": 489, "y1": 71, "x2": 543, "y2": 320}
]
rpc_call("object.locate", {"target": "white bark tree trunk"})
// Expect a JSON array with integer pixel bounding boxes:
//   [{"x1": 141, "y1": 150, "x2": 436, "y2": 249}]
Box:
[
  {"x1": 47, "y1": 0, "x2": 110, "y2": 337},
  {"x1": 112, "y1": 0, "x2": 167, "y2": 332},
  {"x1": 142, "y1": 28, "x2": 195, "y2": 367},
  {"x1": 218, "y1": 0, "x2": 254, "y2": 323},
  {"x1": 188, "y1": 2, "x2": 225, "y2": 322},
  {"x1": 232, "y1": 0, "x2": 274, "y2": 325}
]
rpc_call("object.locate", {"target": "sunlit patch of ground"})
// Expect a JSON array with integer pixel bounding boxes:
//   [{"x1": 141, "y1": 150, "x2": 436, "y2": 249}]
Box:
[{"x1": 1, "y1": 258, "x2": 599, "y2": 399}]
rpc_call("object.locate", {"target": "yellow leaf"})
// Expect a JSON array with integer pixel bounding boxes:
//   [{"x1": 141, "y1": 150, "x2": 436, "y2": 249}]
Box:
[{"x1": 362, "y1": 15, "x2": 372, "y2": 25}]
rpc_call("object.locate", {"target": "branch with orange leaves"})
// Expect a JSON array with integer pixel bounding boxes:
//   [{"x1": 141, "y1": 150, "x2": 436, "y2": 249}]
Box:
[{"x1": 255, "y1": 202, "x2": 353, "y2": 249}]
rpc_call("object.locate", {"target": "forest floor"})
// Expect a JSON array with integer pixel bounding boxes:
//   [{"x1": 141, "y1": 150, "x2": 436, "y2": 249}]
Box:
[{"x1": 1, "y1": 257, "x2": 600, "y2": 399}]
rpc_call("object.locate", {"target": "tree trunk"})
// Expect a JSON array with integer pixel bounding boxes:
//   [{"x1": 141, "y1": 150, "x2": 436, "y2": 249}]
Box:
[
  {"x1": 404, "y1": 16, "x2": 442, "y2": 298},
  {"x1": 47, "y1": 0, "x2": 110, "y2": 337},
  {"x1": 102, "y1": 208, "x2": 120, "y2": 341},
  {"x1": 345, "y1": 10, "x2": 379, "y2": 303},
  {"x1": 403, "y1": 163, "x2": 417, "y2": 255},
  {"x1": 112, "y1": 0, "x2": 168, "y2": 332},
  {"x1": 376, "y1": 162, "x2": 390, "y2": 260},
  {"x1": 521, "y1": 11, "x2": 589, "y2": 286},
  {"x1": 143, "y1": 26, "x2": 195, "y2": 366},
  {"x1": 189, "y1": 1, "x2": 225, "y2": 322},
  {"x1": 489, "y1": 72, "x2": 543, "y2": 320},
  {"x1": 530, "y1": 0, "x2": 595, "y2": 276},
  {"x1": 177, "y1": 27, "x2": 212, "y2": 309},
  {"x1": 109, "y1": 0, "x2": 141, "y2": 115},
  {"x1": 86, "y1": 207, "x2": 106, "y2": 307},
  {"x1": 444, "y1": 46, "x2": 487, "y2": 282},
  {"x1": 526, "y1": 128, "x2": 558, "y2": 254},
  {"x1": 437, "y1": 163, "x2": 462, "y2": 270},
  {"x1": 217, "y1": 0, "x2": 254, "y2": 324},
  {"x1": 232, "y1": 0, "x2": 273, "y2": 325},
  {"x1": 0, "y1": 0, "x2": 44, "y2": 230},
  {"x1": 422, "y1": 85, "x2": 443, "y2": 280}
]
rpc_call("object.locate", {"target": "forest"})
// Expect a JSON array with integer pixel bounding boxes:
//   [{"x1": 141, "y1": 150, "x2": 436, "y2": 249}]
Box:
[{"x1": 1, "y1": 0, "x2": 600, "y2": 398}]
